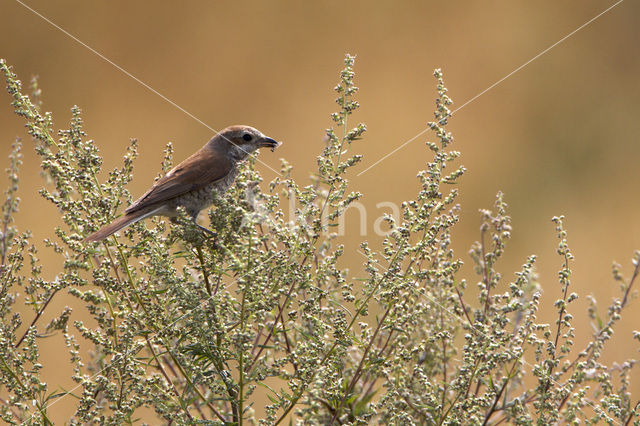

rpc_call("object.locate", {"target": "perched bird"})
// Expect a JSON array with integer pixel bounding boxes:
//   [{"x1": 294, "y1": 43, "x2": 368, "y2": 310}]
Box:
[{"x1": 84, "y1": 125, "x2": 281, "y2": 242}]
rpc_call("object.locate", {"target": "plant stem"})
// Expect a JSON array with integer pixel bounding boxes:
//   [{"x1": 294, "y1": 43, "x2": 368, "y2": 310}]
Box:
[
  {"x1": 196, "y1": 245, "x2": 212, "y2": 296},
  {"x1": 238, "y1": 236, "x2": 253, "y2": 426},
  {"x1": 145, "y1": 336, "x2": 195, "y2": 420},
  {"x1": 329, "y1": 306, "x2": 392, "y2": 424},
  {"x1": 481, "y1": 358, "x2": 521, "y2": 425},
  {"x1": 15, "y1": 289, "x2": 59, "y2": 347}
]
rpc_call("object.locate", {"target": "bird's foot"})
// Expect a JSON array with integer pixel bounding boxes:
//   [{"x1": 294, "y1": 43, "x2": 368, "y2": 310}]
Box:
[
  {"x1": 192, "y1": 223, "x2": 219, "y2": 249},
  {"x1": 195, "y1": 223, "x2": 217, "y2": 238}
]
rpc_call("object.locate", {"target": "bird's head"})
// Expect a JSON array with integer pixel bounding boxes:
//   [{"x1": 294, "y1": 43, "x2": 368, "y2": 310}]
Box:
[{"x1": 215, "y1": 125, "x2": 281, "y2": 160}]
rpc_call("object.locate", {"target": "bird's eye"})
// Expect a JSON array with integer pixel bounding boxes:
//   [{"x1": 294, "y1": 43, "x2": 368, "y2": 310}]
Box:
[{"x1": 242, "y1": 133, "x2": 252, "y2": 142}]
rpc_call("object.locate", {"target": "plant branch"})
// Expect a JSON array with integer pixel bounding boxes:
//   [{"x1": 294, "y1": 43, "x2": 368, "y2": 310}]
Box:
[{"x1": 15, "y1": 289, "x2": 59, "y2": 348}]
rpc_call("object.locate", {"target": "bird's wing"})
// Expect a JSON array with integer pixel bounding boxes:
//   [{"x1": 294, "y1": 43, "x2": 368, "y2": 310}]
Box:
[{"x1": 125, "y1": 148, "x2": 232, "y2": 214}]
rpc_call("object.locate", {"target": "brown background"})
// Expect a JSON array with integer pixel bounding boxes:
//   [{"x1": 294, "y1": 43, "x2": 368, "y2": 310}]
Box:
[{"x1": 1, "y1": 1, "x2": 639, "y2": 422}]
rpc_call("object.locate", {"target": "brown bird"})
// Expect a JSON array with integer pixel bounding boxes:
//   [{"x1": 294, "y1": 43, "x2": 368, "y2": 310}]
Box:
[{"x1": 84, "y1": 125, "x2": 281, "y2": 242}]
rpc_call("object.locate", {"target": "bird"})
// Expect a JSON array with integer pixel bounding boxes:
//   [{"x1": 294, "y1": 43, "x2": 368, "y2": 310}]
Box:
[{"x1": 84, "y1": 125, "x2": 281, "y2": 242}]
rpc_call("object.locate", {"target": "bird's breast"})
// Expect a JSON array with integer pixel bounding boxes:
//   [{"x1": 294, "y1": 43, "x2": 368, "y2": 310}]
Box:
[{"x1": 172, "y1": 166, "x2": 239, "y2": 216}]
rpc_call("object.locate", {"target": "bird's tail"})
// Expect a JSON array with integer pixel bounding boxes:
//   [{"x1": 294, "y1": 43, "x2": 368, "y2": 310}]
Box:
[{"x1": 84, "y1": 207, "x2": 156, "y2": 242}]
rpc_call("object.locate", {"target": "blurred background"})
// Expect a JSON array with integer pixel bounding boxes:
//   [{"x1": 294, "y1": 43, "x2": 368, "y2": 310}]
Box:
[{"x1": 1, "y1": 0, "x2": 639, "y2": 421}]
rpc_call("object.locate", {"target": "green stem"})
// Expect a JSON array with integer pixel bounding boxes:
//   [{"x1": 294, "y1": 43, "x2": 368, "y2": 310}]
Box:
[
  {"x1": 166, "y1": 349, "x2": 227, "y2": 422},
  {"x1": 0, "y1": 356, "x2": 53, "y2": 425},
  {"x1": 329, "y1": 306, "x2": 392, "y2": 424},
  {"x1": 238, "y1": 236, "x2": 253, "y2": 426},
  {"x1": 275, "y1": 243, "x2": 408, "y2": 425},
  {"x1": 196, "y1": 245, "x2": 212, "y2": 296},
  {"x1": 109, "y1": 235, "x2": 226, "y2": 421},
  {"x1": 439, "y1": 359, "x2": 481, "y2": 425},
  {"x1": 144, "y1": 336, "x2": 194, "y2": 420}
]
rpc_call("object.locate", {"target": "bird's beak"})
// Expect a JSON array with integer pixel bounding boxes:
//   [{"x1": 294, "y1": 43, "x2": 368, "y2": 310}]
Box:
[{"x1": 259, "y1": 137, "x2": 281, "y2": 151}]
